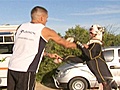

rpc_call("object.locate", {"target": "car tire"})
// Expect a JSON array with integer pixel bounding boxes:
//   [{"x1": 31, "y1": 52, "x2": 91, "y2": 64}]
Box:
[{"x1": 68, "y1": 77, "x2": 88, "y2": 90}]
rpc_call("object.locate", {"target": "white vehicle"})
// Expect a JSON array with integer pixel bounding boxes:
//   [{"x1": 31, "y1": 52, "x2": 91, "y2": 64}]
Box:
[
  {"x1": 0, "y1": 25, "x2": 18, "y2": 87},
  {"x1": 53, "y1": 46, "x2": 120, "y2": 90}
]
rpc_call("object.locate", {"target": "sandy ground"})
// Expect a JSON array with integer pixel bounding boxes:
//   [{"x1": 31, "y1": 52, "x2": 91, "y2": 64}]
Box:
[
  {"x1": 35, "y1": 83, "x2": 98, "y2": 90},
  {"x1": 1, "y1": 83, "x2": 119, "y2": 90},
  {"x1": 35, "y1": 82, "x2": 58, "y2": 90},
  {"x1": 0, "y1": 83, "x2": 58, "y2": 90},
  {"x1": 35, "y1": 83, "x2": 120, "y2": 90}
]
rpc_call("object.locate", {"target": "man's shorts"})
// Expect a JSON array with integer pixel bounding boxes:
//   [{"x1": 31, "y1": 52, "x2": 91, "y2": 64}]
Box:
[{"x1": 7, "y1": 69, "x2": 36, "y2": 90}]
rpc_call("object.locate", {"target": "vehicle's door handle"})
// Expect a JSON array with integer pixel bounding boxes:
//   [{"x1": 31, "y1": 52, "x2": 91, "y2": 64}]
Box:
[
  {"x1": 110, "y1": 65, "x2": 120, "y2": 69},
  {"x1": 110, "y1": 66, "x2": 115, "y2": 69}
]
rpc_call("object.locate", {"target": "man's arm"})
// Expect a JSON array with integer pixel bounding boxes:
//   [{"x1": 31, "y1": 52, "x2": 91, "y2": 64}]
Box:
[{"x1": 42, "y1": 27, "x2": 76, "y2": 49}]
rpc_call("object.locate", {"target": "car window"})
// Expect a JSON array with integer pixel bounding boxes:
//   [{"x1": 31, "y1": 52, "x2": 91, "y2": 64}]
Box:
[
  {"x1": 0, "y1": 44, "x2": 13, "y2": 54},
  {"x1": 0, "y1": 36, "x2": 14, "y2": 42},
  {"x1": 0, "y1": 37, "x2": 3, "y2": 42},
  {"x1": 103, "y1": 50, "x2": 114, "y2": 62},
  {"x1": 4, "y1": 36, "x2": 14, "y2": 42}
]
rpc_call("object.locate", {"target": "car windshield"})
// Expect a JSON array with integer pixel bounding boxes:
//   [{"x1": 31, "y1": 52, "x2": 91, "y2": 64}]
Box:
[
  {"x1": 103, "y1": 50, "x2": 114, "y2": 62},
  {"x1": 0, "y1": 44, "x2": 13, "y2": 54}
]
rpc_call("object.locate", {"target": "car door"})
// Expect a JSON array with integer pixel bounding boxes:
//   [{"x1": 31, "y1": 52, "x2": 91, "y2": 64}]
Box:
[{"x1": 103, "y1": 48, "x2": 120, "y2": 86}]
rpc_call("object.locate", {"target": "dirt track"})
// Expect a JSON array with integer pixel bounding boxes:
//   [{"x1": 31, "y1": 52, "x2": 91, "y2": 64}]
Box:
[
  {"x1": 0, "y1": 83, "x2": 58, "y2": 90},
  {"x1": 35, "y1": 83, "x2": 58, "y2": 90},
  {"x1": 35, "y1": 83, "x2": 120, "y2": 90}
]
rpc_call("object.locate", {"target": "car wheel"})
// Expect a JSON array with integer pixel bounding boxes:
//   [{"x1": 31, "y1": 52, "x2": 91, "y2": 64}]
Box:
[{"x1": 68, "y1": 77, "x2": 88, "y2": 90}]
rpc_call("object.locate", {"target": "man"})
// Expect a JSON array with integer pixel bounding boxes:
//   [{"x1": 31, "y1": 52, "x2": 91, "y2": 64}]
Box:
[{"x1": 7, "y1": 6, "x2": 76, "y2": 90}]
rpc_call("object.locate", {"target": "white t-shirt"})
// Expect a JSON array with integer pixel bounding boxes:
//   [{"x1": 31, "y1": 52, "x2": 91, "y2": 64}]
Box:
[{"x1": 8, "y1": 22, "x2": 47, "y2": 72}]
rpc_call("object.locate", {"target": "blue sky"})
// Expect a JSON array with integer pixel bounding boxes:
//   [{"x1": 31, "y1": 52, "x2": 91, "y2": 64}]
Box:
[{"x1": 0, "y1": 0, "x2": 120, "y2": 35}]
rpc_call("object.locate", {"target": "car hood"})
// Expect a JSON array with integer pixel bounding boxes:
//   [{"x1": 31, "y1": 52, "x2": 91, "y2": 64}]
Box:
[{"x1": 58, "y1": 62, "x2": 88, "y2": 71}]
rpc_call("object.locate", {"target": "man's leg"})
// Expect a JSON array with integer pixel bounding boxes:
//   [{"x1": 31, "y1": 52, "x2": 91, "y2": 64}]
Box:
[
  {"x1": 15, "y1": 72, "x2": 36, "y2": 90},
  {"x1": 7, "y1": 69, "x2": 16, "y2": 90},
  {"x1": 7, "y1": 69, "x2": 36, "y2": 90}
]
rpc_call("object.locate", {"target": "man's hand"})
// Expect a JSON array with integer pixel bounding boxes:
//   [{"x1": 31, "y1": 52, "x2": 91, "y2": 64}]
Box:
[
  {"x1": 83, "y1": 44, "x2": 89, "y2": 48},
  {"x1": 44, "y1": 52, "x2": 63, "y2": 64},
  {"x1": 51, "y1": 53, "x2": 63, "y2": 64},
  {"x1": 66, "y1": 37, "x2": 74, "y2": 42},
  {"x1": 49, "y1": 53, "x2": 63, "y2": 60}
]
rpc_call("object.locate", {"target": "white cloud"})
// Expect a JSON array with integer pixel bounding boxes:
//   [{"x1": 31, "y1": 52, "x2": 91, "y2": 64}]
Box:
[
  {"x1": 48, "y1": 17, "x2": 64, "y2": 22},
  {"x1": 70, "y1": 5, "x2": 120, "y2": 16}
]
